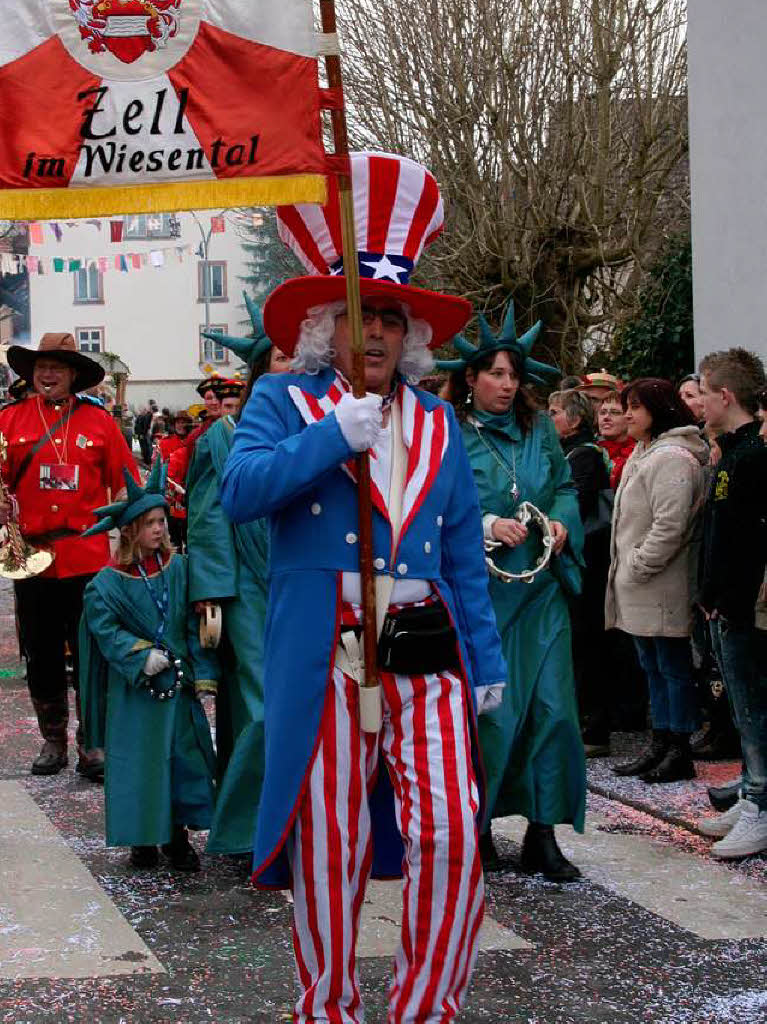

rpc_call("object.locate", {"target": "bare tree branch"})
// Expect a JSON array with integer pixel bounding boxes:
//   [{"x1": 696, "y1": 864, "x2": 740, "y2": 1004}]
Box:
[{"x1": 336, "y1": 0, "x2": 689, "y2": 370}]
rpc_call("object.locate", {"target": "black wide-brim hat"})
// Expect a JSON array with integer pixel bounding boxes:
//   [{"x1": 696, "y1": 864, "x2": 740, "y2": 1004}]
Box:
[{"x1": 8, "y1": 333, "x2": 105, "y2": 392}]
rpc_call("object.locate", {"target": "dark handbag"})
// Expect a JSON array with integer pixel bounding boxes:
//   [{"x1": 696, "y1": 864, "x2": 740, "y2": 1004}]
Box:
[
  {"x1": 565, "y1": 444, "x2": 614, "y2": 536},
  {"x1": 583, "y1": 487, "x2": 614, "y2": 536},
  {"x1": 378, "y1": 602, "x2": 460, "y2": 675}
]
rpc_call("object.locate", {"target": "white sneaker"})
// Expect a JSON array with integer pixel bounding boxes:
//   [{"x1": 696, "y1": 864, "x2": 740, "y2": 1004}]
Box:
[
  {"x1": 698, "y1": 798, "x2": 745, "y2": 838},
  {"x1": 711, "y1": 800, "x2": 767, "y2": 859}
]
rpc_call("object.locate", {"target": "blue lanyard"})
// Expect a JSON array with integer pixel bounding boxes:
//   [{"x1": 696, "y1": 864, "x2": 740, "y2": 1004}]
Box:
[{"x1": 136, "y1": 553, "x2": 169, "y2": 647}]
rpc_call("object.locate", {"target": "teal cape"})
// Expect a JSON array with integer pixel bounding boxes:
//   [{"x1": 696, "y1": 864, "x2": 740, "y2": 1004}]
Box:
[
  {"x1": 79, "y1": 552, "x2": 217, "y2": 847},
  {"x1": 462, "y1": 409, "x2": 587, "y2": 831},
  {"x1": 187, "y1": 416, "x2": 269, "y2": 854}
]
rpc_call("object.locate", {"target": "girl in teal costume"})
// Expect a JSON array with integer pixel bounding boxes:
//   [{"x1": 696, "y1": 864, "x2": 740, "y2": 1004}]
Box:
[
  {"x1": 190, "y1": 299, "x2": 289, "y2": 855},
  {"x1": 441, "y1": 303, "x2": 587, "y2": 882},
  {"x1": 79, "y1": 461, "x2": 218, "y2": 871}
]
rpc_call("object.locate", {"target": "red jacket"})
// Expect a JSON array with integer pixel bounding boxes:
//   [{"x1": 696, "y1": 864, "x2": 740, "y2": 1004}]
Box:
[
  {"x1": 167, "y1": 418, "x2": 216, "y2": 493},
  {"x1": 157, "y1": 433, "x2": 187, "y2": 519},
  {"x1": 0, "y1": 395, "x2": 139, "y2": 578},
  {"x1": 600, "y1": 436, "x2": 636, "y2": 490}
]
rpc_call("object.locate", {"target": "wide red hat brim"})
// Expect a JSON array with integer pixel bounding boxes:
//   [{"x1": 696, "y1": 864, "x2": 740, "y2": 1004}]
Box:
[{"x1": 263, "y1": 277, "x2": 472, "y2": 356}]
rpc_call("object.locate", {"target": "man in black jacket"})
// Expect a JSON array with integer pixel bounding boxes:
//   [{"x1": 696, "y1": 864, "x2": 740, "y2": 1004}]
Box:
[{"x1": 697, "y1": 348, "x2": 767, "y2": 857}]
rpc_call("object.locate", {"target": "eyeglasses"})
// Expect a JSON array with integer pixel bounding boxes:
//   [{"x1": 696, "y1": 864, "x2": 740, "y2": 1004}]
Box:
[{"x1": 360, "y1": 306, "x2": 407, "y2": 331}]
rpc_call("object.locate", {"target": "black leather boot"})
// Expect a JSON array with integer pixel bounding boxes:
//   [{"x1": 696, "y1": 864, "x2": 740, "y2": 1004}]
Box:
[
  {"x1": 520, "y1": 823, "x2": 581, "y2": 883},
  {"x1": 161, "y1": 826, "x2": 201, "y2": 872},
  {"x1": 130, "y1": 845, "x2": 159, "y2": 868},
  {"x1": 708, "y1": 777, "x2": 743, "y2": 811},
  {"x1": 640, "y1": 733, "x2": 696, "y2": 784},
  {"x1": 612, "y1": 729, "x2": 670, "y2": 777}
]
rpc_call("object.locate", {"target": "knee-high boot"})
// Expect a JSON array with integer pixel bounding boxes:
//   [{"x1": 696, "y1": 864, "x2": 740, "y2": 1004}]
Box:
[{"x1": 30, "y1": 696, "x2": 69, "y2": 776}]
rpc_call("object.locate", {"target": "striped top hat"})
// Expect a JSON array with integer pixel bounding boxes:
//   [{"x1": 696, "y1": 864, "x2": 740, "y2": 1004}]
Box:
[{"x1": 263, "y1": 152, "x2": 472, "y2": 355}]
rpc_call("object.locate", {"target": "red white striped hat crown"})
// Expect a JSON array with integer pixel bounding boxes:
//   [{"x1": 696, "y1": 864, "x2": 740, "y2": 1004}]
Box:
[
  {"x1": 278, "y1": 152, "x2": 444, "y2": 283},
  {"x1": 263, "y1": 152, "x2": 472, "y2": 355}
]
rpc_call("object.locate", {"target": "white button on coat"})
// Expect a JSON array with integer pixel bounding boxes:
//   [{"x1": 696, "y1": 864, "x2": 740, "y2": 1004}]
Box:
[
  {"x1": 424, "y1": 542, "x2": 432, "y2": 554},
  {"x1": 311, "y1": 503, "x2": 322, "y2": 515},
  {"x1": 346, "y1": 532, "x2": 358, "y2": 545},
  {"x1": 436, "y1": 515, "x2": 444, "y2": 526},
  {"x1": 397, "y1": 563, "x2": 408, "y2": 575},
  {"x1": 374, "y1": 558, "x2": 386, "y2": 570}
]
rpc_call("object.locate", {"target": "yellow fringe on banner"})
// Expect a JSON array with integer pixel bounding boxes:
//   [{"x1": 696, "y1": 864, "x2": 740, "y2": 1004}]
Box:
[{"x1": 0, "y1": 175, "x2": 327, "y2": 220}]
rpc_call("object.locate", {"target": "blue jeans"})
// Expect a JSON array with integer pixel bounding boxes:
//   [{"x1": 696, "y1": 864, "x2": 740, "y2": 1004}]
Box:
[
  {"x1": 710, "y1": 620, "x2": 767, "y2": 809},
  {"x1": 632, "y1": 635, "x2": 701, "y2": 734}
]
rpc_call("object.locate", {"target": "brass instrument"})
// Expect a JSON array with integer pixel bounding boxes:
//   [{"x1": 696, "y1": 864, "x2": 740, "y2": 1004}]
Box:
[
  {"x1": 0, "y1": 433, "x2": 54, "y2": 580},
  {"x1": 484, "y1": 501, "x2": 554, "y2": 585}
]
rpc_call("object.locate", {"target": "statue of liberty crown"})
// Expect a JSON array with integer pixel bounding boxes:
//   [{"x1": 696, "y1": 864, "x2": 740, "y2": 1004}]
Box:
[{"x1": 437, "y1": 300, "x2": 559, "y2": 385}]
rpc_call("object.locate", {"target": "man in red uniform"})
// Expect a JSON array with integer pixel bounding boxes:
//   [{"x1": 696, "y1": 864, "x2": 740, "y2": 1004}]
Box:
[{"x1": 0, "y1": 334, "x2": 138, "y2": 779}]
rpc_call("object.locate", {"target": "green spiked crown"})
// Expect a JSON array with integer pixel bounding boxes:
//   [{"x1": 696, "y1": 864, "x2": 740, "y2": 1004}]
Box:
[
  {"x1": 82, "y1": 461, "x2": 169, "y2": 537},
  {"x1": 201, "y1": 292, "x2": 273, "y2": 370},
  {"x1": 436, "y1": 301, "x2": 559, "y2": 385}
]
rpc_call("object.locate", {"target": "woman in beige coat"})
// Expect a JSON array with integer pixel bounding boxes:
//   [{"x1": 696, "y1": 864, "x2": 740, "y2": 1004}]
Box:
[{"x1": 606, "y1": 379, "x2": 708, "y2": 783}]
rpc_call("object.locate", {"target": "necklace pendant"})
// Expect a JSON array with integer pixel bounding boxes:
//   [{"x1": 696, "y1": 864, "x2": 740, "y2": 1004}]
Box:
[{"x1": 510, "y1": 482, "x2": 520, "y2": 502}]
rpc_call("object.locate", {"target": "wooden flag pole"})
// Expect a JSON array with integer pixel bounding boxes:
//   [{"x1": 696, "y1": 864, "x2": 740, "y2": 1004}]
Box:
[{"x1": 320, "y1": 0, "x2": 381, "y2": 731}]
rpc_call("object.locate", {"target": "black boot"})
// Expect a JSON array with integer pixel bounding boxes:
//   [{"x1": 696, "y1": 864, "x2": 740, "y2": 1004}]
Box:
[
  {"x1": 479, "y1": 829, "x2": 503, "y2": 872},
  {"x1": 708, "y1": 777, "x2": 743, "y2": 811},
  {"x1": 612, "y1": 729, "x2": 670, "y2": 777},
  {"x1": 520, "y1": 824, "x2": 581, "y2": 883},
  {"x1": 640, "y1": 733, "x2": 696, "y2": 784},
  {"x1": 129, "y1": 845, "x2": 159, "y2": 868},
  {"x1": 161, "y1": 826, "x2": 201, "y2": 872}
]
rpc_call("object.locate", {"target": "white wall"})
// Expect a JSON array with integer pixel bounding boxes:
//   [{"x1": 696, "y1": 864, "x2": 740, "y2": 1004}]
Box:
[
  {"x1": 28, "y1": 212, "x2": 252, "y2": 411},
  {"x1": 687, "y1": 1, "x2": 767, "y2": 367}
]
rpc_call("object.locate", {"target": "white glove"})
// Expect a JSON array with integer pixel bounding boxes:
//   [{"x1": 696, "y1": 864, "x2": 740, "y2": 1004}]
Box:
[
  {"x1": 475, "y1": 683, "x2": 505, "y2": 715},
  {"x1": 143, "y1": 648, "x2": 170, "y2": 677},
  {"x1": 334, "y1": 393, "x2": 383, "y2": 452}
]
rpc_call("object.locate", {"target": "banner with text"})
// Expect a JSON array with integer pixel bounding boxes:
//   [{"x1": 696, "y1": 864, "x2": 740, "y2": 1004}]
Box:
[{"x1": 0, "y1": 0, "x2": 329, "y2": 218}]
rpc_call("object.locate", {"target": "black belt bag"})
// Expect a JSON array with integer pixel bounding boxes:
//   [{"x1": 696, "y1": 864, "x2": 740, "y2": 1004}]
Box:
[{"x1": 378, "y1": 602, "x2": 460, "y2": 676}]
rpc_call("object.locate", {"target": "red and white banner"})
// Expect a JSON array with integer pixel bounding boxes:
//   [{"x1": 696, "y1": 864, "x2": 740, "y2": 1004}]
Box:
[{"x1": 0, "y1": 0, "x2": 330, "y2": 217}]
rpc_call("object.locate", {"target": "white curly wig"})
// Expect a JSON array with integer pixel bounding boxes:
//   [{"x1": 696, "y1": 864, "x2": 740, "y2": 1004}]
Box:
[{"x1": 291, "y1": 300, "x2": 434, "y2": 384}]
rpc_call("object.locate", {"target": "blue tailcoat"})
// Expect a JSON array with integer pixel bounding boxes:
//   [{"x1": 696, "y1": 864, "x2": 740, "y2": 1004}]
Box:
[{"x1": 221, "y1": 369, "x2": 506, "y2": 886}]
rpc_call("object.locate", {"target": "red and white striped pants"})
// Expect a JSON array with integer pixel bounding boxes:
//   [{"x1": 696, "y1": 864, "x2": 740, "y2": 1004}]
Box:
[{"x1": 287, "y1": 663, "x2": 484, "y2": 1023}]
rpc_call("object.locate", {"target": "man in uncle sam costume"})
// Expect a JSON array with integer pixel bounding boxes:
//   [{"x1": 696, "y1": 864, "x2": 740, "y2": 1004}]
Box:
[{"x1": 221, "y1": 152, "x2": 507, "y2": 1023}]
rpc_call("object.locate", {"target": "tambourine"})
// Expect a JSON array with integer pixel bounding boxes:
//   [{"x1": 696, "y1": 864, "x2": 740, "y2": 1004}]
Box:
[
  {"x1": 199, "y1": 601, "x2": 222, "y2": 649},
  {"x1": 484, "y1": 501, "x2": 554, "y2": 585}
]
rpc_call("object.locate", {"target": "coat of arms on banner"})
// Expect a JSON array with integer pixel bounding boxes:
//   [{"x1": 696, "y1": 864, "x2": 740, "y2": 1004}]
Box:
[{"x1": 69, "y1": 0, "x2": 182, "y2": 65}]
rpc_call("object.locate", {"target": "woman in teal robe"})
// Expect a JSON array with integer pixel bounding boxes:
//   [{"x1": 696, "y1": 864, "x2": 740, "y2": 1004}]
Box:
[
  {"x1": 79, "y1": 464, "x2": 217, "y2": 871},
  {"x1": 442, "y1": 308, "x2": 586, "y2": 882},
  {"x1": 187, "y1": 413, "x2": 269, "y2": 855}
]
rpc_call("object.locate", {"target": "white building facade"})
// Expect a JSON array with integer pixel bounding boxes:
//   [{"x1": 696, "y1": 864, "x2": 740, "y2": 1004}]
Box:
[
  {"x1": 27, "y1": 211, "x2": 253, "y2": 411},
  {"x1": 687, "y1": 1, "x2": 767, "y2": 366}
]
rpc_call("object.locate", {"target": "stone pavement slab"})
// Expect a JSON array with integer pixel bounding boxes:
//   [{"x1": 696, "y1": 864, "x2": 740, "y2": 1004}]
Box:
[
  {"x1": 494, "y1": 813, "x2": 767, "y2": 940},
  {"x1": 0, "y1": 781, "x2": 163, "y2": 980}
]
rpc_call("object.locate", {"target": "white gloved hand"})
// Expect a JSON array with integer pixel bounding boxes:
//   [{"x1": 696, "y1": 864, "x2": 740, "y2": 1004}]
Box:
[
  {"x1": 143, "y1": 648, "x2": 170, "y2": 677},
  {"x1": 475, "y1": 683, "x2": 505, "y2": 715},
  {"x1": 334, "y1": 392, "x2": 384, "y2": 452}
]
